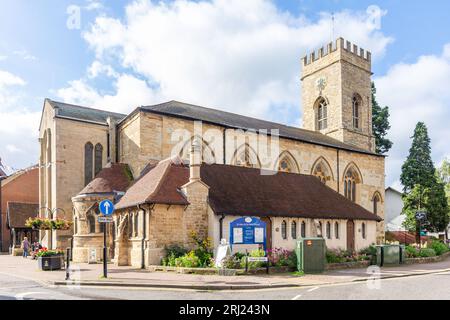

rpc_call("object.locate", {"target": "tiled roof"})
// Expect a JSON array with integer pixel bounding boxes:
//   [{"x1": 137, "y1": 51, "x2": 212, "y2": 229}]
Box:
[
  {"x1": 6, "y1": 202, "x2": 39, "y2": 229},
  {"x1": 116, "y1": 158, "x2": 381, "y2": 222},
  {"x1": 201, "y1": 164, "x2": 382, "y2": 221},
  {"x1": 138, "y1": 100, "x2": 380, "y2": 156},
  {"x1": 115, "y1": 157, "x2": 189, "y2": 210},
  {"x1": 78, "y1": 163, "x2": 134, "y2": 195},
  {"x1": 47, "y1": 99, "x2": 126, "y2": 124}
]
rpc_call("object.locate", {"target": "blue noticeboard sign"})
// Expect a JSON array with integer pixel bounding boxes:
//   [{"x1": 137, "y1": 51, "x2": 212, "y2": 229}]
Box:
[
  {"x1": 230, "y1": 217, "x2": 266, "y2": 250},
  {"x1": 99, "y1": 199, "x2": 115, "y2": 216}
]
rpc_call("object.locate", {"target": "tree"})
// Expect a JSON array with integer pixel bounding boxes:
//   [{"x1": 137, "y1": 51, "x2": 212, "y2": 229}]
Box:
[
  {"x1": 371, "y1": 82, "x2": 393, "y2": 154},
  {"x1": 400, "y1": 122, "x2": 450, "y2": 241},
  {"x1": 400, "y1": 122, "x2": 435, "y2": 193},
  {"x1": 437, "y1": 158, "x2": 450, "y2": 198}
]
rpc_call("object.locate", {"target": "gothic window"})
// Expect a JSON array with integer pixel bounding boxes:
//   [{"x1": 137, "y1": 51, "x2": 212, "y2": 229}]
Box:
[
  {"x1": 301, "y1": 221, "x2": 306, "y2": 238},
  {"x1": 128, "y1": 214, "x2": 133, "y2": 238},
  {"x1": 373, "y1": 193, "x2": 381, "y2": 215},
  {"x1": 352, "y1": 95, "x2": 360, "y2": 129},
  {"x1": 277, "y1": 151, "x2": 299, "y2": 173},
  {"x1": 94, "y1": 143, "x2": 103, "y2": 176},
  {"x1": 362, "y1": 223, "x2": 366, "y2": 239},
  {"x1": 84, "y1": 142, "x2": 94, "y2": 186},
  {"x1": 291, "y1": 221, "x2": 297, "y2": 239},
  {"x1": 344, "y1": 165, "x2": 361, "y2": 203},
  {"x1": 317, "y1": 98, "x2": 328, "y2": 130},
  {"x1": 312, "y1": 157, "x2": 333, "y2": 184},
  {"x1": 74, "y1": 217, "x2": 78, "y2": 235},
  {"x1": 87, "y1": 215, "x2": 96, "y2": 234},
  {"x1": 326, "y1": 222, "x2": 331, "y2": 239},
  {"x1": 318, "y1": 221, "x2": 323, "y2": 237},
  {"x1": 179, "y1": 136, "x2": 216, "y2": 164},
  {"x1": 281, "y1": 220, "x2": 287, "y2": 240},
  {"x1": 233, "y1": 144, "x2": 261, "y2": 168},
  {"x1": 335, "y1": 222, "x2": 339, "y2": 239}
]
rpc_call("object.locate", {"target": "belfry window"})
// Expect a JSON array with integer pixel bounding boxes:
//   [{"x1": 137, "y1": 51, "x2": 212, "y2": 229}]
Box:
[
  {"x1": 352, "y1": 96, "x2": 360, "y2": 129},
  {"x1": 317, "y1": 98, "x2": 328, "y2": 130}
]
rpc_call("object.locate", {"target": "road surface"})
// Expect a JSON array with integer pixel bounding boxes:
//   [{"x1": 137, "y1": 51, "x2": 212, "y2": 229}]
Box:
[{"x1": 1, "y1": 271, "x2": 450, "y2": 300}]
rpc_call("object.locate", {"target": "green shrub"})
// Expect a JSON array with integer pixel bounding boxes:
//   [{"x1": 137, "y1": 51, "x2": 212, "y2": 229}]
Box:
[
  {"x1": 175, "y1": 251, "x2": 200, "y2": 268},
  {"x1": 240, "y1": 249, "x2": 267, "y2": 269},
  {"x1": 430, "y1": 240, "x2": 449, "y2": 256},
  {"x1": 161, "y1": 245, "x2": 188, "y2": 266},
  {"x1": 221, "y1": 255, "x2": 241, "y2": 269},
  {"x1": 326, "y1": 249, "x2": 345, "y2": 263},
  {"x1": 405, "y1": 245, "x2": 419, "y2": 258},
  {"x1": 359, "y1": 245, "x2": 376, "y2": 257},
  {"x1": 418, "y1": 248, "x2": 436, "y2": 258}
]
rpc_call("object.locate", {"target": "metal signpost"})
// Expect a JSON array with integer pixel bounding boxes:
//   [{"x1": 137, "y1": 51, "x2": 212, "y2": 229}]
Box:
[
  {"x1": 415, "y1": 211, "x2": 427, "y2": 249},
  {"x1": 98, "y1": 199, "x2": 114, "y2": 278}
]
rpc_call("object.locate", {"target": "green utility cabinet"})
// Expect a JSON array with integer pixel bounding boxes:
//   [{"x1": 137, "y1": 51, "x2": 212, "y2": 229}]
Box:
[
  {"x1": 376, "y1": 244, "x2": 405, "y2": 266},
  {"x1": 296, "y1": 238, "x2": 326, "y2": 274}
]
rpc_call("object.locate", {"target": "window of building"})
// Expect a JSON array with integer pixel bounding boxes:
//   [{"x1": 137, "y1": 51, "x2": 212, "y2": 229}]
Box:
[
  {"x1": 277, "y1": 152, "x2": 299, "y2": 173},
  {"x1": 74, "y1": 217, "x2": 78, "y2": 235},
  {"x1": 335, "y1": 222, "x2": 339, "y2": 239},
  {"x1": 318, "y1": 221, "x2": 323, "y2": 237},
  {"x1": 87, "y1": 215, "x2": 96, "y2": 234},
  {"x1": 94, "y1": 143, "x2": 103, "y2": 176},
  {"x1": 317, "y1": 98, "x2": 328, "y2": 130},
  {"x1": 344, "y1": 167, "x2": 360, "y2": 203},
  {"x1": 84, "y1": 142, "x2": 94, "y2": 186},
  {"x1": 291, "y1": 221, "x2": 297, "y2": 239},
  {"x1": 233, "y1": 144, "x2": 261, "y2": 168},
  {"x1": 281, "y1": 220, "x2": 287, "y2": 240},
  {"x1": 134, "y1": 213, "x2": 139, "y2": 237},
  {"x1": 362, "y1": 223, "x2": 366, "y2": 239},
  {"x1": 301, "y1": 221, "x2": 306, "y2": 238},
  {"x1": 352, "y1": 96, "x2": 360, "y2": 129},
  {"x1": 373, "y1": 194, "x2": 381, "y2": 215},
  {"x1": 326, "y1": 222, "x2": 331, "y2": 239},
  {"x1": 128, "y1": 214, "x2": 133, "y2": 238}
]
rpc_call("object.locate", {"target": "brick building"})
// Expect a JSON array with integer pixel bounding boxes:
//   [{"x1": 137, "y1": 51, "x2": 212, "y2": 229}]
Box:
[
  {"x1": 38, "y1": 38, "x2": 386, "y2": 265},
  {"x1": 0, "y1": 166, "x2": 39, "y2": 252}
]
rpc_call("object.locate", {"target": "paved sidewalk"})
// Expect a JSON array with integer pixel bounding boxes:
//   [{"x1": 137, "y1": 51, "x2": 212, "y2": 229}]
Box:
[{"x1": 0, "y1": 255, "x2": 449, "y2": 290}]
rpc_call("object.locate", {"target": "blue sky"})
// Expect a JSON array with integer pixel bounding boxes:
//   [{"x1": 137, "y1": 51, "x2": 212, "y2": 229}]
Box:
[{"x1": 1, "y1": 0, "x2": 450, "y2": 189}]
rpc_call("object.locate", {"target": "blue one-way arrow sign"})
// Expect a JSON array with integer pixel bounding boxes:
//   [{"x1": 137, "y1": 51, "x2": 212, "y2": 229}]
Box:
[{"x1": 99, "y1": 199, "x2": 114, "y2": 216}]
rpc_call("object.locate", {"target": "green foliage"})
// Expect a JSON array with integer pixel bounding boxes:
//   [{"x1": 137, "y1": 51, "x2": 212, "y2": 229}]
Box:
[
  {"x1": 418, "y1": 248, "x2": 436, "y2": 257},
  {"x1": 430, "y1": 240, "x2": 449, "y2": 256},
  {"x1": 437, "y1": 158, "x2": 450, "y2": 199},
  {"x1": 240, "y1": 249, "x2": 267, "y2": 269},
  {"x1": 190, "y1": 231, "x2": 214, "y2": 268},
  {"x1": 400, "y1": 122, "x2": 436, "y2": 193},
  {"x1": 325, "y1": 248, "x2": 371, "y2": 263},
  {"x1": 221, "y1": 254, "x2": 242, "y2": 269},
  {"x1": 175, "y1": 251, "x2": 200, "y2": 268},
  {"x1": 267, "y1": 248, "x2": 296, "y2": 268},
  {"x1": 35, "y1": 248, "x2": 64, "y2": 257},
  {"x1": 371, "y1": 82, "x2": 393, "y2": 154},
  {"x1": 161, "y1": 245, "x2": 188, "y2": 267},
  {"x1": 405, "y1": 245, "x2": 419, "y2": 258}
]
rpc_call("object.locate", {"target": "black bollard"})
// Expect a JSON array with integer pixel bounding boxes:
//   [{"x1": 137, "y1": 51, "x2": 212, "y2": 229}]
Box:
[{"x1": 65, "y1": 247, "x2": 70, "y2": 280}]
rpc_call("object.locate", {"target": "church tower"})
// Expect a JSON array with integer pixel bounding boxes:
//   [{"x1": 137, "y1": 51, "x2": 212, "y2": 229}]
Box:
[{"x1": 301, "y1": 38, "x2": 375, "y2": 152}]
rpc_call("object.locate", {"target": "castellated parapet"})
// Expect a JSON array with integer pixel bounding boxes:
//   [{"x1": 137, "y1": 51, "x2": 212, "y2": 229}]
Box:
[{"x1": 301, "y1": 38, "x2": 372, "y2": 80}]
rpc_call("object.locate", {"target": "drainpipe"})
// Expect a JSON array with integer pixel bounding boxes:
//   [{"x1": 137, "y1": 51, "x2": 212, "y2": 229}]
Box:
[
  {"x1": 219, "y1": 214, "x2": 225, "y2": 243},
  {"x1": 223, "y1": 129, "x2": 226, "y2": 164},
  {"x1": 0, "y1": 176, "x2": 5, "y2": 252},
  {"x1": 138, "y1": 204, "x2": 147, "y2": 269}
]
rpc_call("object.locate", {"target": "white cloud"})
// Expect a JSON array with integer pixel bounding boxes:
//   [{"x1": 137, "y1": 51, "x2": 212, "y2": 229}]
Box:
[
  {"x1": 72, "y1": 0, "x2": 393, "y2": 120},
  {"x1": 87, "y1": 61, "x2": 118, "y2": 79},
  {"x1": 375, "y1": 44, "x2": 450, "y2": 187},
  {"x1": 0, "y1": 70, "x2": 26, "y2": 88},
  {"x1": 13, "y1": 50, "x2": 37, "y2": 61}
]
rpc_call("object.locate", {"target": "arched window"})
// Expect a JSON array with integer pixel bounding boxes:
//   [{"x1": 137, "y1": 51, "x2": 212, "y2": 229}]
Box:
[
  {"x1": 281, "y1": 220, "x2": 287, "y2": 240},
  {"x1": 317, "y1": 98, "x2": 328, "y2": 130},
  {"x1": 291, "y1": 221, "x2": 297, "y2": 239},
  {"x1": 344, "y1": 165, "x2": 361, "y2": 203},
  {"x1": 352, "y1": 95, "x2": 360, "y2": 129},
  {"x1": 179, "y1": 136, "x2": 216, "y2": 164},
  {"x1": 326, "y1": 222, "x2": 331, "y2": 239},
  {"x1": 128, "y1": 213, "x2": 133, "y2": 238},
  {"x1": 318, "y1": 221, "x2": 323, "y2": 237},
  {"x1": 84, "y1": 142, "x2": 94, "y2": 186},
  {"x1": 87, "y1": 215, "x2": 96, "y2": 234},
  {"x1": 335, "y1": 222, "x2": 339, "y2": 239},
  {"x1": 311, "y1": 157, "x2": 333, "y2": 184},
  {"x1": 94, "y1": 143, "x2": 103, "y2": 176},
  {"x1": 134, "y1": 213, "x2": 139, "y2": 237},
  {"x1": 277, "y1": 151, "x2": 299, "y2": 173},
  {"x1": 373, "y1": 193, "x2": 381, "y2": 215},
  {"x1": 232, "y1": 144, "x2": 261, "y2": 168},
  {"x1": 301, "y1": 221, "x2": 306, "y2": 238},
  {"x1": 74, "y1": 217, "x2": 78, "y2": 235},
  {"x1": 362, "y1": 223, "x2": 366, "y2": 239}
]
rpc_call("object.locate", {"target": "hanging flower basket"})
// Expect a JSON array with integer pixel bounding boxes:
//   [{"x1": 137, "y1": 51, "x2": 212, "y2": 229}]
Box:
[{"x1": 25, "y1": 217, "x2": 72, "y2": 231}]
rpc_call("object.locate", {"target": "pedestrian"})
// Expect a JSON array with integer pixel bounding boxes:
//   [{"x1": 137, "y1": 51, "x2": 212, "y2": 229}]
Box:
[{"x1": 21, "y1": 237, "x2": 30, "y2": 258}]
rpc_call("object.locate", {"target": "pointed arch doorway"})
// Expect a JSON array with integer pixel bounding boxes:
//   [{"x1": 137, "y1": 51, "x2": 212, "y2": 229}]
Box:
[{"x1": 346, "y1": 220, "x2": 355, "y2": 252}]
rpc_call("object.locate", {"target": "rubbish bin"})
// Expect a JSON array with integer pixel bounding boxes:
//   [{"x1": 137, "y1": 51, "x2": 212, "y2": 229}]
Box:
[
  {"x1": 376, "y1": 244, "x2": 405, "y2": 266},
  {"x1": 296, "y1": 238, "x2": 326, "y2": 274}
]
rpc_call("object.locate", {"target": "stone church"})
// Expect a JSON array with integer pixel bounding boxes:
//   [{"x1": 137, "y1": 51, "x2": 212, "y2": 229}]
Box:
[{"x1": 38, "y1": 38, "x2": 385, "y2": 267}]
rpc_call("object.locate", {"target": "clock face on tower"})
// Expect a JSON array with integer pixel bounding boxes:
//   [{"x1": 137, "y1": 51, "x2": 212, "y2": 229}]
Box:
[{"x1": 315, "y1": 77, "x2": 327, "y2": 92}]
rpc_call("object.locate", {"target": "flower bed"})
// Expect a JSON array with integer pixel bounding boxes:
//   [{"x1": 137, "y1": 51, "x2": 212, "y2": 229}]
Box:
[{"x1": 36, "y1": 248, "x2": 65, "y2": 271}]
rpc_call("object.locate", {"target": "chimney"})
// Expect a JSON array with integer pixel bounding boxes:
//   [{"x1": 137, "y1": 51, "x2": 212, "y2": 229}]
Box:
[{"x1": 189, "y1": 138, "x2": 202, "y2": 182}]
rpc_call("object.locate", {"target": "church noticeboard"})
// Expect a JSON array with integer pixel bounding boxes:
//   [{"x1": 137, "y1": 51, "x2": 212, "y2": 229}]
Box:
[{"x1": 230, "y1": 217, "x2": 266, "y2": 250}]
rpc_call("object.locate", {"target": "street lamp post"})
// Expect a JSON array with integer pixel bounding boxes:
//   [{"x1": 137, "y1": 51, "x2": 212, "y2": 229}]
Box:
[{"x1": 39, "y1": 207, "x2": 66, "y2": 249}]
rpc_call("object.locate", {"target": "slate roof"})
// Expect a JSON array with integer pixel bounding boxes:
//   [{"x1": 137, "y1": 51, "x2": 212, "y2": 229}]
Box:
[
  {"x1": 6, "y1": 202, "x2": 39, "y2": 229},
  {"x1": 116, "y1": 158, "x2": 381, "y2": 222},
  {"x1": 136, "y1": 100, "x2": 381, "y2": 156},
  {"x1": 78, "y1": 163, "x2": 134, "y2": 196},
  {"x1": 47, "y1": 99, "x2": 126, "y2": 125}
]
